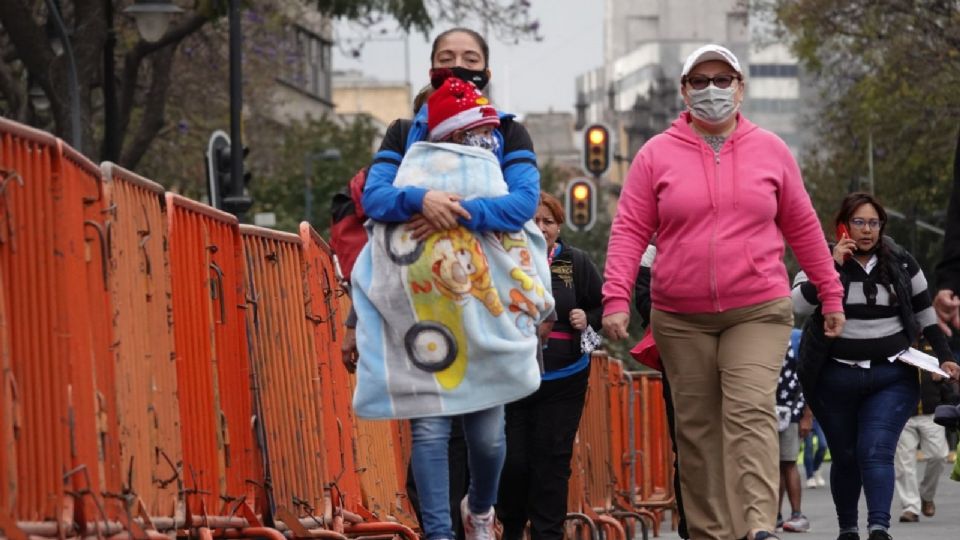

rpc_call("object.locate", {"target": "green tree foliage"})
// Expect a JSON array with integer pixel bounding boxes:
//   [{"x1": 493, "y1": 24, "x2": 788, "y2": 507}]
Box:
[
  {"x1": 248, "y1": 115, "x2": 379, "y2": 236},
  {"x1": 315, "y1": 0, "x2": 541, "y2": 45},
  {"x1": 758, "y1": 0, "x2": 960, "y2": 280}
]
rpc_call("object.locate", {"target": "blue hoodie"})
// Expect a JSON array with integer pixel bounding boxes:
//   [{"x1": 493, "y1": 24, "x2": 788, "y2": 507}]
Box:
[{"x1": 362, "y1": 104, "x2": 540, "y2": 232}]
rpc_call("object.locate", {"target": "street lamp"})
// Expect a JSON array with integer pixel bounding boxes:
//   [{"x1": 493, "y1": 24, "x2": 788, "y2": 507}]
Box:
[{"x1": 123, "y1": 0, "x2": 183, "y2": 43}]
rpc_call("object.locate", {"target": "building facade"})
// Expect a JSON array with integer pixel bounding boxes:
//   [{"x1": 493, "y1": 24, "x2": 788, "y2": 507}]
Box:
[{"x1": 579, "y1": 0, "x2": 808, "y2": 171}]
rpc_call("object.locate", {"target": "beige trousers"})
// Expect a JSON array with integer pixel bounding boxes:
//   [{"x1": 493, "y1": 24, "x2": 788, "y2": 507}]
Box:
[{"x1": 652, "y1": 298, "x2": 793, "y2": 540}]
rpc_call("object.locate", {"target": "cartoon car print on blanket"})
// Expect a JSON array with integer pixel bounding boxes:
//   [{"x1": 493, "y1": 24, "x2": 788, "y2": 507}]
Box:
[{"x1": 389, "y1": 223, "x2": 547, "y2": 390}]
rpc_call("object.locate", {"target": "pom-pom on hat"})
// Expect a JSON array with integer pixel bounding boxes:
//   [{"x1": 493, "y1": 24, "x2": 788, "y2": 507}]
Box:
[{"x1": 427, "y1": 72, "x2": 500, "y2": 142}]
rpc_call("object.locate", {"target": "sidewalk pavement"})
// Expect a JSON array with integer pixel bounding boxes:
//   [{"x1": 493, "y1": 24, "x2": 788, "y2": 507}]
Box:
[{"x1": 658, "y1": 460, "x2": 960, "y2": 539}]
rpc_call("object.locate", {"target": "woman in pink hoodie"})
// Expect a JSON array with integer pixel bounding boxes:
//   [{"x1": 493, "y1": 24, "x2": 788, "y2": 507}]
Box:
[{"x1": 601, "y1": 44, "x2": 845, "y2": 540}]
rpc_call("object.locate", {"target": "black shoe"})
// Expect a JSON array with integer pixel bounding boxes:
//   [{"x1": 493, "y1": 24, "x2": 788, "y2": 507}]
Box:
[
  {"x1": 867, "y1": 531, "x2": 892, "y2": 540},
  {"x1": 837, "y1": 533, "x2": 860, "y2": 540}
]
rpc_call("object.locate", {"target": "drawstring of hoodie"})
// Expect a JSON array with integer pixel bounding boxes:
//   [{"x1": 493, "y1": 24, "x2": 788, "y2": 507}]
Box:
[{"x1": 731, "y1": 137, "x2": 739, "y2": 209}]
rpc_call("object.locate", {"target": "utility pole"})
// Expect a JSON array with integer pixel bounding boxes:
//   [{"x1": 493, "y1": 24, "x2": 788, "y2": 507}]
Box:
[{"x1": 223, "y1": 0, "x2": 252, "y2": 221}]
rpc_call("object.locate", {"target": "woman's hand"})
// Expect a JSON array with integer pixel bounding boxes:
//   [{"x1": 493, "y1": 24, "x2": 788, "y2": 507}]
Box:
[
  {"x1": 832, "y1": 237, "x2": 856, "y2": 265},
  {"x1": 569, "y1": 309, "x2": 587, "y2": 331},
  {"x1": 941, "y1": 361, "x2": 960, "y2": 381},
  {"x1": 823, "y1": 311, "x2": 845, "y2": 337},
  {"x1": 602, "y1": 312, "x2": 630, "y2": 341},
  {"x1": 341, "y1": 327, "x2": 358, "y2": 374},
  {"x1": 421, "y1": 190, "x2": 471, "y2": 230}
]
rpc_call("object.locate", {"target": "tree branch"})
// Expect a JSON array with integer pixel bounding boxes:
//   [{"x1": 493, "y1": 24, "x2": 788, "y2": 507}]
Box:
[
  {"x1": 117, "y1": 12, "x2": 211, "y2": 157},
  {"x1": 119, "y1": 46, "x2": 175, "y2": 170},
  {"x1": 0, "y1": 0, "x2": 60, "y2": 127},
  {"x1": 0, "y1": 48, "x2": 27, "y2": 121}
]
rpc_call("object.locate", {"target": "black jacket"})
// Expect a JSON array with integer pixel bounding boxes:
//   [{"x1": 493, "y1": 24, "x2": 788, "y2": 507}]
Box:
[
  {"x1": 542, "y1": 241, "x2": 603, "y2": 373},
  {"x1": 936, "y1": 127, "x2": 960, "y2": 294},
  {"x1": 916, "y1": 371, "x2": 960, "y2": 415}
]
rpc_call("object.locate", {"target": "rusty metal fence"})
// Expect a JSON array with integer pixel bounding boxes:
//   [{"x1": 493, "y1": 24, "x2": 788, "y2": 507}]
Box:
[{"x1": 0, "y1": 117, "x2": 674, "y2": 540}]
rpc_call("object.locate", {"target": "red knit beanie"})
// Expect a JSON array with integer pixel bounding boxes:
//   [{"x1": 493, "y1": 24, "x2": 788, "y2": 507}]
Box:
[{"x1": 427, "y1": 75, "x2": 499, "y2": 142}]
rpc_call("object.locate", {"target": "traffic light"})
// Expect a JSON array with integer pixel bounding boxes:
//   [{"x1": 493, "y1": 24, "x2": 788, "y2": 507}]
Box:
[
  {"x1": 205, "y1": 130, "x2": 253, "y2": 218},
  {"x1": 583, "y1": 123, "x2": 610, "y2": 177},
  {"x1": 565, "y1": 178, "x2": 596, "y2": 231},
  {"x1": 206, "y1": 130, "x2": 230, "y2": 209}
]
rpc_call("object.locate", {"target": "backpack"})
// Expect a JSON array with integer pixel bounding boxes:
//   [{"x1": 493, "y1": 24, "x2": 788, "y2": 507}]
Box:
[
  {"x1": 329, "y1": 166, "x2": 368, "y2": 283},
  {"x1": 329, "y1": 120, "x2": 416, "y2": 283}
]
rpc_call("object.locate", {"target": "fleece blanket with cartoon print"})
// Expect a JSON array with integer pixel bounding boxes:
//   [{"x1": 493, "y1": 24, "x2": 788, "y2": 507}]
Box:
[{"x1": 351, "y1": 141, "x2": 554, "y2": 419}]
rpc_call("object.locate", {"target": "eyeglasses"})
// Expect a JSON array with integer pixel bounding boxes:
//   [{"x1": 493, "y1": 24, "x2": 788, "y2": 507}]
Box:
[
  {"x1": 683, "y1": 73, "x2": 741, "y2": 90},
  {"x1": 849, "y1": 218, "x2": 883, "y2": 230}
]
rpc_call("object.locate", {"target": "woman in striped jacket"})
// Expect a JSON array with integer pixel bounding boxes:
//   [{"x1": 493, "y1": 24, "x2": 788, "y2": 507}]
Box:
[{"x1": 792, "y1": 192, "x2": 960, "y2": 540}]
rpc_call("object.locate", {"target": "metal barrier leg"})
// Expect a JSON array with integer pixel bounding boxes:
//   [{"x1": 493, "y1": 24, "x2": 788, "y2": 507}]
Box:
[{"x1": 563, "y1": 513, "x2": 598, "y2": 540}]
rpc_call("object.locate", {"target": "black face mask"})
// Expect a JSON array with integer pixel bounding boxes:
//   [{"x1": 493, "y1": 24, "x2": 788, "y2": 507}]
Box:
[{"x1": 430, "y1": 66, "x2": 489, "y2": 91}]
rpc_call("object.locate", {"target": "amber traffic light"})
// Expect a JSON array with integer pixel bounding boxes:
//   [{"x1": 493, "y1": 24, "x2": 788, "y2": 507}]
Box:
[
  {"x1": 565, "y1": 178, "x2": 596, "y2": 231},
  {"x1": 583, "y1": 124, "x2": 610, "y2": 176}
]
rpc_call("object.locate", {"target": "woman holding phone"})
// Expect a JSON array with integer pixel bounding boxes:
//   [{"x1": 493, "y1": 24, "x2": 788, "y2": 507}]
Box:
[{"x1": 792, "y1": 192, "x2": 960, "y2": 540}]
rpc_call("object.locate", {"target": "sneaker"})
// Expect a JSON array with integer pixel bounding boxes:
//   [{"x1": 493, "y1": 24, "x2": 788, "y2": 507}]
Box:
[
  {"x1": 815, "y1": 470, "x2": 826, "y2": 487},
  {"x1": 782, "y1": 513, "x2": 810, "y2": 533},
  {"x1": 806, "y1": 477, "x2": 818, "y2": 488},
  {"x1": 776, "y1": 514, "x2": 784, "y2": 529},
  {"x1": 460, "y1": 496, "x2": 495, "y2": 540},
  {"x1": 837, "y1": 534, "x2": 859, "y2": 540},
  {"x1": 867, "y1": 530, "x2": 892, "y2": 540},
  {"x1": 921, "y1": 499, "x2": 935, "y2": 517},
  {"x1": 898, "y1": 511, "x2": 918, "y2": 523}
]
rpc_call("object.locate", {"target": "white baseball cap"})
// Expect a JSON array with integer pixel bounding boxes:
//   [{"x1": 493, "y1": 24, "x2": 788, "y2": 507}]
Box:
[{"x1": 681, "y1": 44, "x2": 743, "y2": 78}]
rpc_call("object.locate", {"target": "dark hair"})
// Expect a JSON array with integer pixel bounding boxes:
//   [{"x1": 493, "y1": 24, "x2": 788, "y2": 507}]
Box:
[
  {"x1": 834, "y1": 191, "x2": 894, "y2": 287},
  {"x1": 430, "y1": 28, "x2": 489, "y2": 67},
  {"x1": 539, "y1": 191, "x2": 564, "y2": 225},
  {"x1": 412, "y1": 84, "x2": 433, "y2": 115}
]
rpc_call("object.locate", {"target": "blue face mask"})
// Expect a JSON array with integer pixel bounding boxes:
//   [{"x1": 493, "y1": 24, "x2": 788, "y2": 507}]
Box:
[{"x1": 462, "y1": 131, "x2": 500, "y2": 153}]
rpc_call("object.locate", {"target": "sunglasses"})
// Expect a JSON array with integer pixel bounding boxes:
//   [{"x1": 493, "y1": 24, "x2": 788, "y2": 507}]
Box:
[{"x1": 684, "y1": 73, "x2": 741, "y2": 90}]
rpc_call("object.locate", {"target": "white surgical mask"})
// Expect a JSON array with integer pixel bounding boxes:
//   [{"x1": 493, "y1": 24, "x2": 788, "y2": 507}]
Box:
[{"x1": 687, "y1": 85, "x2": 739, "y2": 125}]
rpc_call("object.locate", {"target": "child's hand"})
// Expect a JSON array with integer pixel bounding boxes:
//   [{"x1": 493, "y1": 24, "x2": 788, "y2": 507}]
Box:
[{"x1": 407, "y1": 214, "x2": 439, "y2": 240}]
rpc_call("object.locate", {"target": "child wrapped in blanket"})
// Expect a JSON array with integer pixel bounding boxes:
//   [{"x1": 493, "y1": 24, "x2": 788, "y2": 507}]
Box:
[{"x1": 351, "y1": 73, "x2": 553, "y2": 538}]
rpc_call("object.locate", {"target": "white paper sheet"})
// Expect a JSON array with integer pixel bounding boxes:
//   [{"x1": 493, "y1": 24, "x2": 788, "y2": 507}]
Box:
[{"x1": 888, "y1": 347, "x2": 949, "y2": 378}]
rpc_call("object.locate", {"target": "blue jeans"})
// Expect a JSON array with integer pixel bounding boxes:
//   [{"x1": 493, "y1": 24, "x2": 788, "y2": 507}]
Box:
[
  {"x1": 411, "y1": 406, "x2": 506, "y2": 540},
  {"x1": 807, "y1": 360, "x2": 919, "y2": 531},
  {"x1": 803, "y1": 418, "x2": 828, "y2": 478}
]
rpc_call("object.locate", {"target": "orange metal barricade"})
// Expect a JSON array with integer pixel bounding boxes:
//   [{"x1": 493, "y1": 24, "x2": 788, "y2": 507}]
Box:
[
  {"x1": 60, "y1": 143, "x2": 124, "y2": 523},
  {"x1": 0, "y1": 118, "x2": 113, "y2": 530},
  {"x1": 0, "y1": 262, "x2": 13, "y2": 519},
  {"x1": 240, "y1": 225, "x2": 327, "y2": 518},
  {"x1": 299, "y1": 224, "x2": 364, "y2": 515},
  {"x1": 299, "y1": 224, "x2": 418, "y2": 537},
  {"x1": 628, "y1": 371, "x2": 675, "y2": 525},
  {"x1": 167, "y1": 194, "x2": 257, "y2": 514},
  {"x1": 101, "y1": 163, "x2": 182, "y2": 518}
]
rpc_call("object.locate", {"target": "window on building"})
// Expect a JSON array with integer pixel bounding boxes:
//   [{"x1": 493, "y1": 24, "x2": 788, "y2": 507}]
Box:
[
  {"x1": 280, "y1": 25, "x2": 333, "y2": 101},
  {"x1": 748, "y1": 64, "x2": 800, "y2": 78}
]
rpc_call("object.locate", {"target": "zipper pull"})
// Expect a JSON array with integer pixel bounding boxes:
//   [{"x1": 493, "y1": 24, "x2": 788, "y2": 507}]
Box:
[{"x1": 714, "y1": 151, "x2": 720, "y2": 165}]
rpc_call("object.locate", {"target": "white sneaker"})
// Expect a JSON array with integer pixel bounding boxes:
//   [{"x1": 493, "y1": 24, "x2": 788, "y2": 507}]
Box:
[
  {"x1": 461, "y1": 496, "x2": 495, "y2": 540},
  {"x1": 815, "y1": 470, "x2": 826, "y2": 487},
  {"x1": 806, "y1": 477, "x2": 818, "y2": 488}
]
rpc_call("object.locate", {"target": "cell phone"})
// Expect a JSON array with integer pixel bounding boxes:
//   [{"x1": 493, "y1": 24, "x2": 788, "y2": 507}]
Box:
[{"x1": 835, "y1": 223, "x2": 851, "y2": 261}]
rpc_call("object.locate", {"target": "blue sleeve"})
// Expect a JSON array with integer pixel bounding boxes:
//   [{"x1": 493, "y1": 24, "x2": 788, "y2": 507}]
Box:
[
  {"x1": 459, "y1": 122, "x2": 541, "y2": 232},
  {"x1": 361, "y1": 120, "x2": 427, "y2": 223}
]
